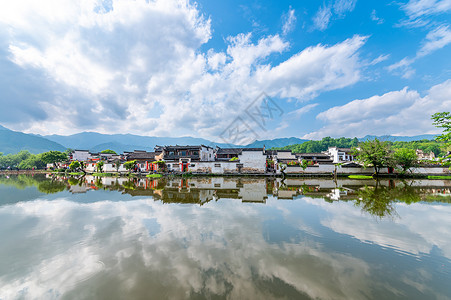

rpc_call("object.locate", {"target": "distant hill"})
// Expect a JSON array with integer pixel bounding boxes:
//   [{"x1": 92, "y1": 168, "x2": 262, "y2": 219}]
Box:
[
  {"x1": 359, "y1": 134, "x2": 437, "y2": 142},
  {"x1": 1, "y1": 124, "x2": 439, "y2": 155},
  {"x1": 43, "y1": 132, "x2": 312, "y2": 153},
  {"x1": 244, "y1": 137, "x2": 308, "y2": 148},
  {"x1": 43, "y1": 132, "x2": 239, "y2": 153},
  {"x1": 0, "y1": 126, "x2": 66, "y2": 154}
]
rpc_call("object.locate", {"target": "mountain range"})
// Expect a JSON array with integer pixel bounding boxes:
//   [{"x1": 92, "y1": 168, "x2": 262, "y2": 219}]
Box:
[
  {"x1": 0, "y1": 125, "x2": 66, "y2": 154},
  {"x1": 0, "y1": 124, "x2": 439, "y2": 154}
]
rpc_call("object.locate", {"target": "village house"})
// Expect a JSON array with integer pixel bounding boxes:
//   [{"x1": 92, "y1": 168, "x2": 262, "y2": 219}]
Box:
[
  {"x1": 215, "y1": 148, "x2": 242, "y2": 160},
  {"x1": 296, "y1": 153, "x2": 333, "y2": 164},
  {"x1": 72, "y1": 150, "x2": 92, "y2": 161},
  {"x1": 324, "y1": 147, "x2": 355, "y2": 163},
  {"x1": 160, "y1": 145, "x2": 215, "y2": 172},
  {"x1": 416, "y1": 149, "x2": 435, "y2": 161},
  {"x1": 125, "y1": 150, "x2": 157, "y2": 172}
]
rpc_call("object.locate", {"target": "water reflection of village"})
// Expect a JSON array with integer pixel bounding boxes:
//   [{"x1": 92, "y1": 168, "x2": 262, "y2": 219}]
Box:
[{"x1": 64, "y1": 175, "x2": 451, "y2": 206}]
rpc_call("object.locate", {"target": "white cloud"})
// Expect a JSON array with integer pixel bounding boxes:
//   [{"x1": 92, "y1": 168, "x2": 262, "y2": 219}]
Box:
[
  {"x1": 370, "y1": 9, "x2": 384, "y2": 24},
  {"x1": 0, "y1": 0, "x2": 368, "y2": 140},
  {"x1": 313, "y1": 0, "x2": 357, "y2": 31},
  {"x1": 417, "y1": 24, "x2": 451, "y2": 57},
  {"x1": 388, "y1": 25, "x2": 451, "y2": 78},
  {"x1": 305, "y1": 79, "x2": 451, "y2": 138},
  {"x1": 282, "y1": 7, "x2": 296, "y2": 35},
  {"x1": 333, "y1": 0, "x2": 357, "y2": 16},
  {"x1": 313, "y1": 4, "x2": 332, "y2": 31},
  {"x1": 289, "y1": 103, "x2": 319, "y2": 118},
  {"x1": 402, "y1": 0, "x2": 451, "y2": 19},
  {"x1": 368, "y1": 54, "x2": 390, "y2": 65}
]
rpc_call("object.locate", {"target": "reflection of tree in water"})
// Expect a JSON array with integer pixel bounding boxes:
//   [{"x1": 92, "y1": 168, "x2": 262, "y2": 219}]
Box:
[
  {"x1": 94, "y1": 177, "x2": 103, "y2": 189},
  {"x1": 37, "y1": 180, "x2": 67, "y2": 194},
  {"x1": 0, "y1": 174, "x2": 48, "y2": 189},
  {"x1": 122, "y1": 179, "x2": 136, "y2": 190},
  {"x1": 67, "y1": 177, "x2": 80, "y2": 186},
  {"x1": 355, "y1": 181, "x2": 422, "y2": 219}
]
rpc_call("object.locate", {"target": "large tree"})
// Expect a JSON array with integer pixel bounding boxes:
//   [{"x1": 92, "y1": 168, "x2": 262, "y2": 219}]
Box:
[
  {"x1": 392, "y1": 148, "x2": 418, "y2": 174},
  {"x1": 123, "y1": 160, "x2": 137, "y2": 174},
  {"x1": 432, "y1": 112, "x2": 451, "y2": 146},
  {"x1": 40, "y1": 151, "x2": 67, "y2": 168},
  {"x1": 353, "y1": 138, "x2": 391, "y2": 177}
]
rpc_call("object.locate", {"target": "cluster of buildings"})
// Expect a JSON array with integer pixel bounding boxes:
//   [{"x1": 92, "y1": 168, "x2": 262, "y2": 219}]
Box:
[
  {"x1": 62, "y1": 144, "x2": 445, "y2": 176},
  {"x1": 67, "y1": 145, "x2": 358, "y2": 175}
]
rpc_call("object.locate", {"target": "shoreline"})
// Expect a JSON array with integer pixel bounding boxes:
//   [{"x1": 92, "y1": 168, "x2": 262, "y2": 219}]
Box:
[{"x1": 1, "y1": 170, "x2": 450, "y2": 179}]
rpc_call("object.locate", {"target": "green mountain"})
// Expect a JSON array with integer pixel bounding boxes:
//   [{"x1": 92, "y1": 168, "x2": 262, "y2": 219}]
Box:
[
  {"x1": 244, "y1": 137, "x2": 308, "y2": 149},
  {"x1": 0, "y1": 126, "x2": 66, "y2": 154},
  {"x1": 359, "y1": 134, "x2": 437, "y2": 142},
  {"x1": 43, "y1": 132, "x2": 235, "y2": 152}
]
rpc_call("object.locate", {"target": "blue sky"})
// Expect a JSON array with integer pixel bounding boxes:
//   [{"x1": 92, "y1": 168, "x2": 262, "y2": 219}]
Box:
[{"x1": 0, "y1": 0, "x2": 450, "y2": 142}]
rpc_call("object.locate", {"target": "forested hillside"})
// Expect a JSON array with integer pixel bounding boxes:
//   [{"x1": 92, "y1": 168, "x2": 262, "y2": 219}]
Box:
[
  {"x1": 274, "y1": 137, "x2": 360, "y2": 153},
  {"x1": 274, "y1": 137, "x2": 448, "y2": 156}
]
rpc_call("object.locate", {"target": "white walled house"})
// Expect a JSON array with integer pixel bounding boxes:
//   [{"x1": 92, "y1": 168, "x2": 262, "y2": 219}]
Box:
[
  {"x1": 72, "y1": 150, "x2": 92, "y2": 162},
  {"x1": 275, "y1": 150, "x2": 297, "y2": 160},
  {"x1": 238, "y1": 148, "x2": 266, "y2": 173},
  {"x1": 325, "y1": 147, "x2": 355, "y2": 163}
]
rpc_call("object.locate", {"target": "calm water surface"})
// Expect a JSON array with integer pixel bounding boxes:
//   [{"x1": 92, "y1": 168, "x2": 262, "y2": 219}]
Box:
[{"x1": 0, "y1": 174, "x2": 450, "y2": 299}]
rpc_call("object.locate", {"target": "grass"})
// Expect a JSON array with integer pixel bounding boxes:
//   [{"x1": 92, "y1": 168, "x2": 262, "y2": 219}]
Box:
[
  {"x1": 348, "y1": 175, "x2": 373, "y2": 179},
  {"x1": 68, "y1": 172, "x2": 84, "y2": 176},
  {"x1": 92, "y1": 173, "x2": 114, "y2": 177},
  {"x1": 146, "y1": 174, "x2": 163, "y2": 178},
  {"x1": 427, "y1": 175, "x2": 451, "y2": 179}
]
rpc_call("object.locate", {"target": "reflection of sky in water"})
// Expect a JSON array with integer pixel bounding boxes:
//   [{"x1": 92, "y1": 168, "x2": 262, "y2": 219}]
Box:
[{"x1": 0, "y1": 191, "x2": 450, "y2": 299}]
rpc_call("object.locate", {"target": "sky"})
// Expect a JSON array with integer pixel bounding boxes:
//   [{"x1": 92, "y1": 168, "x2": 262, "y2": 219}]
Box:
[{"x1": 0, "y1": 0, "x2": 450, "y2": 143}]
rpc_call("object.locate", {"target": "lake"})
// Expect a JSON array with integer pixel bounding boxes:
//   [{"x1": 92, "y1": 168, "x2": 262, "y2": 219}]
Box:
[{"x1": 0, "y1": 174, "x2": 450, "y2": 299}]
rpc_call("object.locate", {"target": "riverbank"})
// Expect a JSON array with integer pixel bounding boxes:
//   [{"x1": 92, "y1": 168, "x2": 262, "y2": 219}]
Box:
[{"x1": 1, "y1": 169, "x2": 450, "y2": 180}]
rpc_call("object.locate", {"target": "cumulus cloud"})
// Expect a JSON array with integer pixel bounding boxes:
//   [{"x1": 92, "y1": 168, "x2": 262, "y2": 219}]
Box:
[
  {"x1": 0, "y1": 0, "x2": 367, "y2": 139},
  {"x1": 305, "y1": 79, "x2": 451, "y2": 138}
]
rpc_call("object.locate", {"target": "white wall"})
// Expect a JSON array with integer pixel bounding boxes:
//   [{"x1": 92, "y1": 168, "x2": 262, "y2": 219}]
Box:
[
  {"x1": 189, "y1": 161, "x2": 239, "y2": 174},
  {"x1": 238, "y1": 150, "x2": 266, "y2": 173},
  {"x1": 72, "y1": 151, "x2": 91, "y2": 162},
  {"x1": 276, "y1": 151, "x2": 296, "y2": 160}
]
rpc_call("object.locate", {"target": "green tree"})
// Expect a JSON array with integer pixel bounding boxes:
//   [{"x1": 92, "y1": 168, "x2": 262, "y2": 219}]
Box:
[
  {"x1": 64, "y1": 148, "x2": 74, "y2": 156},
  {"x1": 96, "y1": 161, "x2": 104, "y2": 173},
  {"x1": 18, "y1": 154, "x2": 45, "y2": 170},
  {"x1": 123, "y1": 160, "x2": 137, "y2": 174},
  {"x1": 392, "y1": 148, "x2": 418, "y2": 174},
  {"x1": 69, "y1": 160, "x2": 81, "y2": 171},
  {"x1": 353, "y1": 138, "x2": 391, "y2": 177},
  {"x1": 37, "y1": 180, "x2": 66, "y2": 194},
  {"x1": 100, "y1": 149, "x2": 117, "y2": 154},
  {"x1": 113, "y1": 160, "x2": 121, "y2": 172},
  {"x1": 40, "y1": 151, "x2": 67, "y2": 168},
  {"x1": 432, "y1": 112, "x2": 451, "y2": 146},
  {"x1": 0, "y1": 150, "x2": 32, "y2": 169}
]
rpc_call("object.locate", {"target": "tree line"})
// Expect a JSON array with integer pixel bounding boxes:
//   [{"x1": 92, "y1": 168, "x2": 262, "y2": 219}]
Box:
[
  {"x1": 274, "y1": 137, "x2": 447, "y2": 156},
  {"x1": 0, "y1": 149, "x2": 120, "y2": 170},
  {"x1": 0, "y1": 150, "x2": 69, "y2": 170}
]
